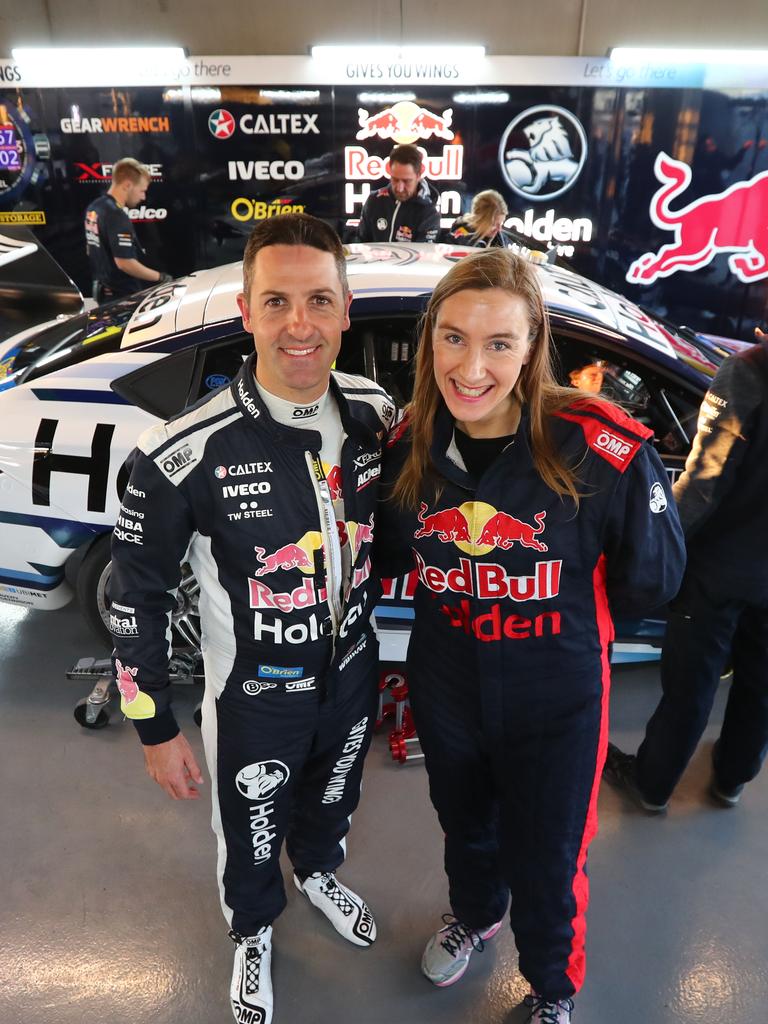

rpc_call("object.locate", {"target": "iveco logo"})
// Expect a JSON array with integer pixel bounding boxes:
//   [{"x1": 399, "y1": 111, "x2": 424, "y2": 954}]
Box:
[{"x1": 499, "y1": 105, "x2": 587, "y2": 201}]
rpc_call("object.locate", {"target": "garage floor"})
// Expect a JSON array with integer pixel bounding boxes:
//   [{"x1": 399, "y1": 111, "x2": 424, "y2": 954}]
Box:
[{"x1": 1, "y1": 599, "x2": 766, "y2": 1024}]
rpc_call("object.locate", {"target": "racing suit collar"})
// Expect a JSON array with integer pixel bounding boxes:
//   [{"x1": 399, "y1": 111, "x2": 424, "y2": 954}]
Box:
[
  {"x1": 231, "y1": 353, "x2": 379, "y2": 449},
  {"x1": 430, "y1": 399, "x2": 532, "y2": 487}
]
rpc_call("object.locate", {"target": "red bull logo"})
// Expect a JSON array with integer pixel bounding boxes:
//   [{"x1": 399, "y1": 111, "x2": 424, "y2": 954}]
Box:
[
  {"x1": 356, "y1": 102, "x2": 454, "y2": 144},
  {"x1": 414, "y1": 501, "x2": 548, "y2": 553},
  {"x1": 627, "y1": 151, "x2": 768, "y2": 285},
  {"x1": 253, "y1": 543, "x2": 312, "y2": 576},
  {"x1": 414, "y1": 551, "x2": 561, "y2": 603},
  {"x1": 115, "y1": 659, "x2": 138, "y2": 703},
  {"x1": 323, "y1": 462, "x2": 344, "y2": 501}
]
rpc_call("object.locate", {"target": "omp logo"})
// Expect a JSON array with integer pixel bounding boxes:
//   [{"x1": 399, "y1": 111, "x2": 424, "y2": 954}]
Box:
[
  {"x1": 242, "y1": 680, "x2": 277, "y2": 696},
  {"x1": 285, "y1": 677, "x2": 316, "y2": 692},
  {"x1": 594, "y1": 431, "x2": 632, "y2": 461},
  {"x1": 292, "y1": 404, "x2": 319, "y2": 418},
  {"x1": 162, "y1": 444, "x2": 195, "y2": 476}
]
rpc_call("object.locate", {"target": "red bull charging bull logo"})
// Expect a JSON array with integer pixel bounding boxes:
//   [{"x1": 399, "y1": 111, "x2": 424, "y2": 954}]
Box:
[
  {"x1": 627, "y1": 151, "x2": 768, "y2": 285},
  {"x1": 356, "y1": 102, "x2": 454, "y2": 144},
  {"x1": 414, "y1": 500, "x2": 548, "y2": 553}
]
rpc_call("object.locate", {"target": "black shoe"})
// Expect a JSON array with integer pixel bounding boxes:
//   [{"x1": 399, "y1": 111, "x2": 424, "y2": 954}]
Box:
[
  {"x1": 602, "y1": 743, "x2": 668, "y2": 813},
  {"x1": 710, "y1": 740, "x2": 744, "y2": 806}
]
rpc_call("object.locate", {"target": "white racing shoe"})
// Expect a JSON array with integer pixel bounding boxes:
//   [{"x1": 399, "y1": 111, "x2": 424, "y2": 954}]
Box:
[
  {"x1": 229, "y1": 926, "x2": 273, "y2": 1024},
  {"x1": 294, "y1": 871, "x2": 376, "y2": 946},
  {"x1": 421, "y1": 914, "x2": 504, "y2": 986},
  {"x1": 523, "y1": 993, "x2": 575, "y2": 1023}
]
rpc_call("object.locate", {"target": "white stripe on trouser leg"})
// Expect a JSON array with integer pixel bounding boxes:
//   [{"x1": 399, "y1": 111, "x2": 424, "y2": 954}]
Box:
[{"x1": 200, "y1": 660, "x2": 233, "y2": 927}]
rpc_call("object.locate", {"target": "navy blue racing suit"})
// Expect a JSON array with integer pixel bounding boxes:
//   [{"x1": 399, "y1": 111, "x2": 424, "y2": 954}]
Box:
[
  {"x1": 109, "y1": 355, "x2": 395, "y2": 934},
  {"x1": 377, "y1": 398, "x2": 685, "y2": 1000}
]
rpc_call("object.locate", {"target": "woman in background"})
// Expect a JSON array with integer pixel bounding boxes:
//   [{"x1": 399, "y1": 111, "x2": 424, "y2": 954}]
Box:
[{"x1": 447, "y1": 189, "x2": 512, "y2": 248}]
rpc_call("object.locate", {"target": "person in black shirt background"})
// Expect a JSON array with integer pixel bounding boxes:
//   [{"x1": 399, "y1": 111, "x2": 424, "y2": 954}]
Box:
[
  {"x1": 447, "y1": 189, "x2": 513, "y2": 248},
  {"x1": 84, "y1": 157, "x2": 170, "y2": 302}
]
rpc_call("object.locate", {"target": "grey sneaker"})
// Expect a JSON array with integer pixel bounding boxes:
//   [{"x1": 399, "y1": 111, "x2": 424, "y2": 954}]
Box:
[
  {"x1": 523, "y1": 993, "x2": 574, "y2": 1023},
  {"x1": 421, "y1": 914, "x2": 504, "y2": 987},
  {"x1": 229, "y1": 926, "x2": 272, "y2": 1024}
]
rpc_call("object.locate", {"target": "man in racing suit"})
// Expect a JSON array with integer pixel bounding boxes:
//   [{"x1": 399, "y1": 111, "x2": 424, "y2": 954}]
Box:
[
  {"x1": 354, "y1": 143, "x2": 440, "y2": 243},
  {"x1": 378, "y1": 397, "x2": 684, "y2": 1009},
  {"x1": 109, "y1": 214, "x2": 395, "y2": 1024},
  {"x1": 605, "y1": 328, "x2": 768, "y2": 810}
]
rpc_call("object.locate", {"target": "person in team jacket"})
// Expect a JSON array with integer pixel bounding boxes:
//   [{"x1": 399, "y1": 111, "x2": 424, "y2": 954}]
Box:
[
  {"x1": 376, "y1": 249, "x2": 685, "y2": 1023},
  {"x1": 109, "y1": 215, "x2": 394, "y2": 1024}
]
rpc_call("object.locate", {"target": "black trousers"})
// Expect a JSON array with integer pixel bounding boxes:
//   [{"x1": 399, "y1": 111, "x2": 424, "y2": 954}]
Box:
[
  {"x1": 407, "y1": 650, "x2": 609, "y2": 1001},
  {"x1": 201, "y1": 628, "x2": 379, "y2": 935},
  {"x1": 636, "y1": 571, "x2": 768, "y2": 806}
]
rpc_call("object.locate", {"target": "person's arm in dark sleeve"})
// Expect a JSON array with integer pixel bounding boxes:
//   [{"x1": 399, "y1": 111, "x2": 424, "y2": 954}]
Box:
[
  {"x1": 415, "y1": 203, "x2": 441, "y2": 242},
  {"x1": 355, "y1": 196, "x2": 376, "y2": 242},
  {"x1": 602, "y1": 442, "x2": 686, "y2": 616},
  {"x1": 109, "y1": 446, "x2": 194, "y2": 744},
  {"x1": 373, "y1": 418, "x2": 418, "y2": 581},
  {"x1": 672, "y1": 355, "x2": 762, "y2": 539}
]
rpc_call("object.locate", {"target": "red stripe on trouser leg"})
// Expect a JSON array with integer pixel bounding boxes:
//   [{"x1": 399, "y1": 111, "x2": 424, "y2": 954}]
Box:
[{"x1": 565, "y1": 555, "x2": 613, "y2": 992}]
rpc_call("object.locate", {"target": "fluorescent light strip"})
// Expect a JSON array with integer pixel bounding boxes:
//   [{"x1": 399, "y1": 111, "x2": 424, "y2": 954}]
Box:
[
  {"x1": 453, "y1": 91, "x2": 510, "y2": 104},
  {"x1": 610, "y1": 47, "x2": 768, "y2": 65}
]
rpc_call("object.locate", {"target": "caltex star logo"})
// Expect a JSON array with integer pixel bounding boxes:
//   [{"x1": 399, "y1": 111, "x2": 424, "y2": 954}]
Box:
[{"x1": 208, "y1": 108, "x2": 235, "y2": 139}]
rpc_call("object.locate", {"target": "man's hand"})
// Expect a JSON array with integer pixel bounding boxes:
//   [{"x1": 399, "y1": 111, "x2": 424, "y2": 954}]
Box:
[
  {"x1": 755, "y1": 327, "x2": 766, "y2": 342},
  {"x1": 143, "y1": 732, "x2": 204, "y2": 800}
]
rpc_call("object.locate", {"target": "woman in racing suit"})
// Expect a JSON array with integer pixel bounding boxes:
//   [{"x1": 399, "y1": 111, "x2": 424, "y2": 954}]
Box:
[{"x1": 376, "y1": 249, "x2": 685, "y2": 1023}]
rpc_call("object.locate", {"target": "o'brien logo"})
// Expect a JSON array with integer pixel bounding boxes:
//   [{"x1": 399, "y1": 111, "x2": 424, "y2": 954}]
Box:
[
  {"x1": 499, "y1": 105, "x2": 587, "y2": 201},
  {"x1": 594, "y1": 430, "x2": 632, "y2": 462},
  {"x1": 162, "y1": 444, "x2": 195, "y2": 476},
  {"x1": 236, "y1": 760, "x2": 291, "y2": 866}
]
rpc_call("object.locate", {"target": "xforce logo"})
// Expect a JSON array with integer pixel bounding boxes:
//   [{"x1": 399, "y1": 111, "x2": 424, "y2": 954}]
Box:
[
  {"x1": 235, "y1": 760, "x2": 291, "y2": 865},
  {"x1": 162, "y1": 444, "x2": 195, "y2": 476},
  {"x1": 75, "y1": 162, "x2": 163, "y2": 183}
]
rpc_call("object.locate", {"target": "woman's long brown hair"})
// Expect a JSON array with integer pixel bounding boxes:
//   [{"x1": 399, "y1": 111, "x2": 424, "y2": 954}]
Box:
[{"x1": 393, "y1": 248, "x2": 590, "y2": 509}]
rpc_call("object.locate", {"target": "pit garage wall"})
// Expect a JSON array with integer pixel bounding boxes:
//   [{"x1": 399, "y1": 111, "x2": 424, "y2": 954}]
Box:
[{"x1": 1, "y1": 55, "x2": 767, "y2": 337}]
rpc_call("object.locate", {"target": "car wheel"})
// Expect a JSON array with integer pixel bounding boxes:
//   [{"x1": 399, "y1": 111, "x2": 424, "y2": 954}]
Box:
[{"x1": 76, "y1": 533, "x2": 202, "y2": 656}]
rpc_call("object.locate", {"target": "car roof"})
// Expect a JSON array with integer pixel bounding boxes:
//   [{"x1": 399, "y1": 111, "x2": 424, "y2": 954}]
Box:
[{"x1": 116, "y1": 243, "x2": 719, "y2": 380}]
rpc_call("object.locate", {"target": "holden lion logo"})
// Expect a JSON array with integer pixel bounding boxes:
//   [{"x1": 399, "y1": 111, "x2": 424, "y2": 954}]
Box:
[
  {"x1": 208, "y1": 108, "x2": 235, "y2": 139},
  {"x1": 499, "y1": 105, "x2": 587, "y2": 201},
  {"x1": 356, "y1": 102, "x2": 454, "y2": 144},
  {"x1": 626, "y1": 152, "x2": 768, "y2": 285},
  {"x1": 649, "y1": 482, "x2": 668, "y2": 514},
  {"x1": 235, "y1": 760, "x2": 290, "y2": 800}
]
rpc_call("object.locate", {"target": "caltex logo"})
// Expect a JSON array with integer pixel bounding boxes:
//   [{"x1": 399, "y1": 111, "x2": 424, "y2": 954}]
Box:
[
  {"x1": 215, "y1": 466, "x2": 227, "y2": 479},
  {"x1": 208, "y1": 108, "x2": 235, "y2": 139}
]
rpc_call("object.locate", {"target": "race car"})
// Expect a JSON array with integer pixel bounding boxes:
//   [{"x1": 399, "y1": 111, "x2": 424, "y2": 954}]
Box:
[{"x1": 0, "y1": 242, "x2": 731, "y2": 675}]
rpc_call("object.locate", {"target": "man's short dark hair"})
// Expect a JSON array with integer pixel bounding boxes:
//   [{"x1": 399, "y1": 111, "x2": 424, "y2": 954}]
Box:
[
  {"x1": 112, "y1": 157, "x2": 151, "y2": 187},
  {"x1": 389, "y1": 144, "x2": 424, "y2": 174},
  {"x1": 241, "y1": 213, "x2": 348, "y2": 298}
]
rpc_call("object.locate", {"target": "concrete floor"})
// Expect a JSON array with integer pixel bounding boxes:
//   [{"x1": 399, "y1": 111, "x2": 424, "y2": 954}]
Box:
[{"x1": 1, "y1": 599, "x2": 766, "y2": 1024}]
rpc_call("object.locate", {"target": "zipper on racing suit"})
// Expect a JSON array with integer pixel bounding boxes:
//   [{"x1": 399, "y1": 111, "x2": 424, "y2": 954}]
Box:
[
  {"x1": 388, "y1": 201, "x2": 401, "y2": 242},
  {"x1": 306, "y1": 451, "x2": 343, "y2": 661}
]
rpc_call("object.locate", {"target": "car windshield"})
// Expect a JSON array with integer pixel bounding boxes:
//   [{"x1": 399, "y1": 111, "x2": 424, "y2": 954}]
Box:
[
  {"x1": 17, "y1": 293, "x2": 148, "y2": 385},
  {"x1": 638, "y1": 306, "x2": 724, "y2": 379}
]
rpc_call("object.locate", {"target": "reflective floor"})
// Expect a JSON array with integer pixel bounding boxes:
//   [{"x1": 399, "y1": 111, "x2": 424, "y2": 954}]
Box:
[{"x1": 1, "y1": 600, "x2": 766, "y2": 1024}]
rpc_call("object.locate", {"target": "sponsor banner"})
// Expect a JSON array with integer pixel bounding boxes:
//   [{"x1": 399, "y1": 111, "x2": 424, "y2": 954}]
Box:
[
  {"x1": 60, "y1": 116, "x2": 171, "y2": 133},
  {"x1": 74, "y1": 162, "x2": 164, "y2": 183},
  {"x1": 0, "y1": 211, "x2": 45, "y2": 224},
  {"x1": 230, "y1": 198, "x2": 305, "y2": 221},
  {"x1": 3, "y1": 55, "x2": 746, "y2": 89}
]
